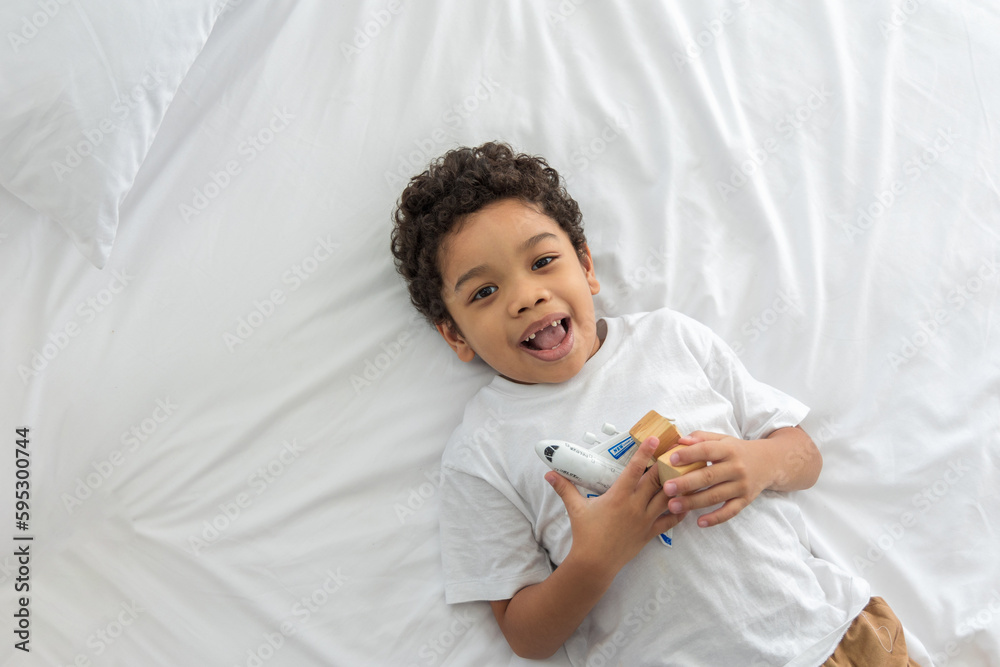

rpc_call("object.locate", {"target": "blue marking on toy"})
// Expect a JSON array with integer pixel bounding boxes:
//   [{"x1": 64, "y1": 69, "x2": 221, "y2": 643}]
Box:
[{"x1": 607, "y1": 435, "x2": 636, "y2": 460}]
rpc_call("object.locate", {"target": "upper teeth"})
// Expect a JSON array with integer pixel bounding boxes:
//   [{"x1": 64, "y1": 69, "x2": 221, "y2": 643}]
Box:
[{"x1": 524, "y1": 320, "x2": 562, "y2": 342}]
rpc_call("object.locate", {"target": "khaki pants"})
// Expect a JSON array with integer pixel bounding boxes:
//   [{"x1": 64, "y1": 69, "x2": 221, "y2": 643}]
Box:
[{"x1": 823, "y1": 597, "x2": 922, "y2": 666}]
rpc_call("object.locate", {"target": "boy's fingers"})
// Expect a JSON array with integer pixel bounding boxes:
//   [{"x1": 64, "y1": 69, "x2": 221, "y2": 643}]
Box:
[
  {"x1": 695, "y1": 499, "x2": 747, "y2": 527},
  {"x1": 646, "y1": 473, "x2": 672, "y2": 514},
  {"x1": 668, "y1": 442, "x2": 704, "y2": 467},
  {"x1": 652, "y1": 510, "x2": 687, "y2": 535},
  {"x1": 667, "y1": 480, "x2": 740, "y2": 514},
  {"x1": 618, "y1": 436, "x2": 658, "y2": 488},
  {"x1": 545, "y1": 471, "x2": 584, "y2": 511},
  {"x1": 640, "y1": 464, "x2": 670, "y2": 507},
  {"x1": 662, "y1": 457, "x2": 714, "y2": 497},
  {"x1": 663, "y1": 468, "x2": 701, "y2": 498},
  {"x1": 682, "y1": 430, "x2": 725, "y2": 443},
  {"x1": 668, "y1": 442, "x2": 719, "y2": 480},
  {"x1": 667, "y1": 438, "x2": 728, "y2": 468}
]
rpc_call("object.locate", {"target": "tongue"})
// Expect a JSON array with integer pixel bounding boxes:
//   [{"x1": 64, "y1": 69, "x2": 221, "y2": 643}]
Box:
[{"x1": 529, "y1": 321, "x2": 567, "y2": 350}]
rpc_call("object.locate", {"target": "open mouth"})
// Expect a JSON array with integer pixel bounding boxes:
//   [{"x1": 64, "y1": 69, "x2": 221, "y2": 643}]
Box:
[{"x1": 519, "y1": 316, "x2": 573, "y2": 360}]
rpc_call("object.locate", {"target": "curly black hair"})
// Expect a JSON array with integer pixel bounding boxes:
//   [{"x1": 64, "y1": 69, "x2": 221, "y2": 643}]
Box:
[{"x1": 390, "y1": 141, "x2": 588, "y2": 328}]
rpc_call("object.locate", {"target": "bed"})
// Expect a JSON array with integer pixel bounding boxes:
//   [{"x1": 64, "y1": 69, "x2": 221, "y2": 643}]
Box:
[{"x1": 1, "y1": 1, "x2": 998, "y2": 665}]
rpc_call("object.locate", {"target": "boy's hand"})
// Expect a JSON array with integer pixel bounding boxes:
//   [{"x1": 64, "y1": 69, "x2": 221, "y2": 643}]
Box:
[
  {"x1": 661, "y1": 427, "x2": 821, "y2": 527},
  {"x1": 661, "y1": 431, "x2": 769, "y2": 528},
  {"x1": 545, "y1": 437, "x2": 687, "y2": 575}
]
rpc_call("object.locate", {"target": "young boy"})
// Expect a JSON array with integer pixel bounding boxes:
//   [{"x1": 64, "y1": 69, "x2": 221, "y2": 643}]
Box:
[{"x1": 391, "y1": 141, "x2": 920, "y2": 666}]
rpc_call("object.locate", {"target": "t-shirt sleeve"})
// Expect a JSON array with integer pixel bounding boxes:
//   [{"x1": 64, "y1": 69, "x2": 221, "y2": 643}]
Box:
[
  {"x1": 695, "y1": 320, "x2": 810, "y2": 440},
  {"x1": 439, "y1": 464, "x2": 553, "y2": 604}
]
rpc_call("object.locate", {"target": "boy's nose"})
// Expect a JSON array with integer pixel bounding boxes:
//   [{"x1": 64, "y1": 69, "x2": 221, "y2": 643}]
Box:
[
  {"x1": 510, "y1": 281, "x2": 550, "y2": 316},
  {"x1": 516, "y1": 297, "x2": 547, "y2": 315}
]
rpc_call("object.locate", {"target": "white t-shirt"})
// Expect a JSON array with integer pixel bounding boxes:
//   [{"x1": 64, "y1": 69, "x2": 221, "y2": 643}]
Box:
[{"x1": 439, "y1": 308, "x2": 869, "y2": 667}]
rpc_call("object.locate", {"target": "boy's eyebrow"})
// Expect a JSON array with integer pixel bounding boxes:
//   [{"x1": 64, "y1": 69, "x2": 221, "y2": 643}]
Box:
[
  {"x1": 519, "y1": 232, "x2": 557, "y2": 252},
  {"x1": 452, "y1": 232, "x2": 558, "y2": 293},
  {"x1": 454, "y1": 265, "x2": 488, "y2": 293}
]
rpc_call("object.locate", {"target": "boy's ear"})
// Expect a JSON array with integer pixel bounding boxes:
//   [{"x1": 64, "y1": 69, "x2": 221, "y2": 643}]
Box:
[
  {"x1": 435, "y1": 320, "x2": 477, "y2": 362},
  {"x1": 581, "y1": 244, "x2": 600, "y2": 296}
]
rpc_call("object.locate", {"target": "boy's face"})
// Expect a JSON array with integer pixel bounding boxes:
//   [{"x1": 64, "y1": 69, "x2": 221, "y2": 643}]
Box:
[{"x1": 435, "y1": 198, "x2": 602, "y2": 384}]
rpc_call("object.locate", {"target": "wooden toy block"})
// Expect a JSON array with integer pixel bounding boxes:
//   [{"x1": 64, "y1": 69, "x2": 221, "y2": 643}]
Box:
[
  {"x1": 656, "y1": 445, "x2": 707, "y2": 484},
  {"x1": 628, "y1": 410, "x2": 708, "y2": 484},
  {"x1": 629, "y1": 410, "x2": 681, "y2": 462}
]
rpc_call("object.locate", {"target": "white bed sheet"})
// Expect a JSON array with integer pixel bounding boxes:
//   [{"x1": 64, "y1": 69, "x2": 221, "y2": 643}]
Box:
[{"x1": 2, "y1": 1, "x2": 999, "y2": 665}]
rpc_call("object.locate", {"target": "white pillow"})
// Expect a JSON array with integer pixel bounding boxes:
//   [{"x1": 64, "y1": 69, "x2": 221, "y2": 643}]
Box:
[{"x1": 0, "y1": 0, "x2": 225, "y2": 268}]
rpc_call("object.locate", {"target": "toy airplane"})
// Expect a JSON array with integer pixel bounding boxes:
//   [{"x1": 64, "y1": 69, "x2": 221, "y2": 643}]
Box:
[
  {"x1": 535, "y1": 410, "x2": 705, "y2": 494},
  {"x1": 535, "y1": 410, "x2": 706, "y2": 547},
  {"x1": 536, "y1": 425, "x2": 636, "y2": 495}
]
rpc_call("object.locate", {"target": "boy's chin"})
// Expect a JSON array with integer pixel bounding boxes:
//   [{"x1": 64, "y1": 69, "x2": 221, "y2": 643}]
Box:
[
  {"x1": 463, "y1": 354, "x2": 561, "y2": 386},
  {"x1": 500, "y1": 358, "x2": 588, "y2": 385}
]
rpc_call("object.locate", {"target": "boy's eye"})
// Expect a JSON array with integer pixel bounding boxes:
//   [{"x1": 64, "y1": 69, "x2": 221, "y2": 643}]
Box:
[
  {"x1": 472, "y1": 285, "x2": 497, "y2": 301},
  {"x1": 533, "y1": 256, "x2": 555, "y2": 270}
]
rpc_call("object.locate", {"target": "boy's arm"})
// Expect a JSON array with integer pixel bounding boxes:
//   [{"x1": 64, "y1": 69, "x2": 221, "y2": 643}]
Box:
[
  {"x1": 662, "y1": 426, "x2": 821, "y2": 527},
  {"x1": 491, "y1": 437, "x2": 687, "y2": 660}
]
